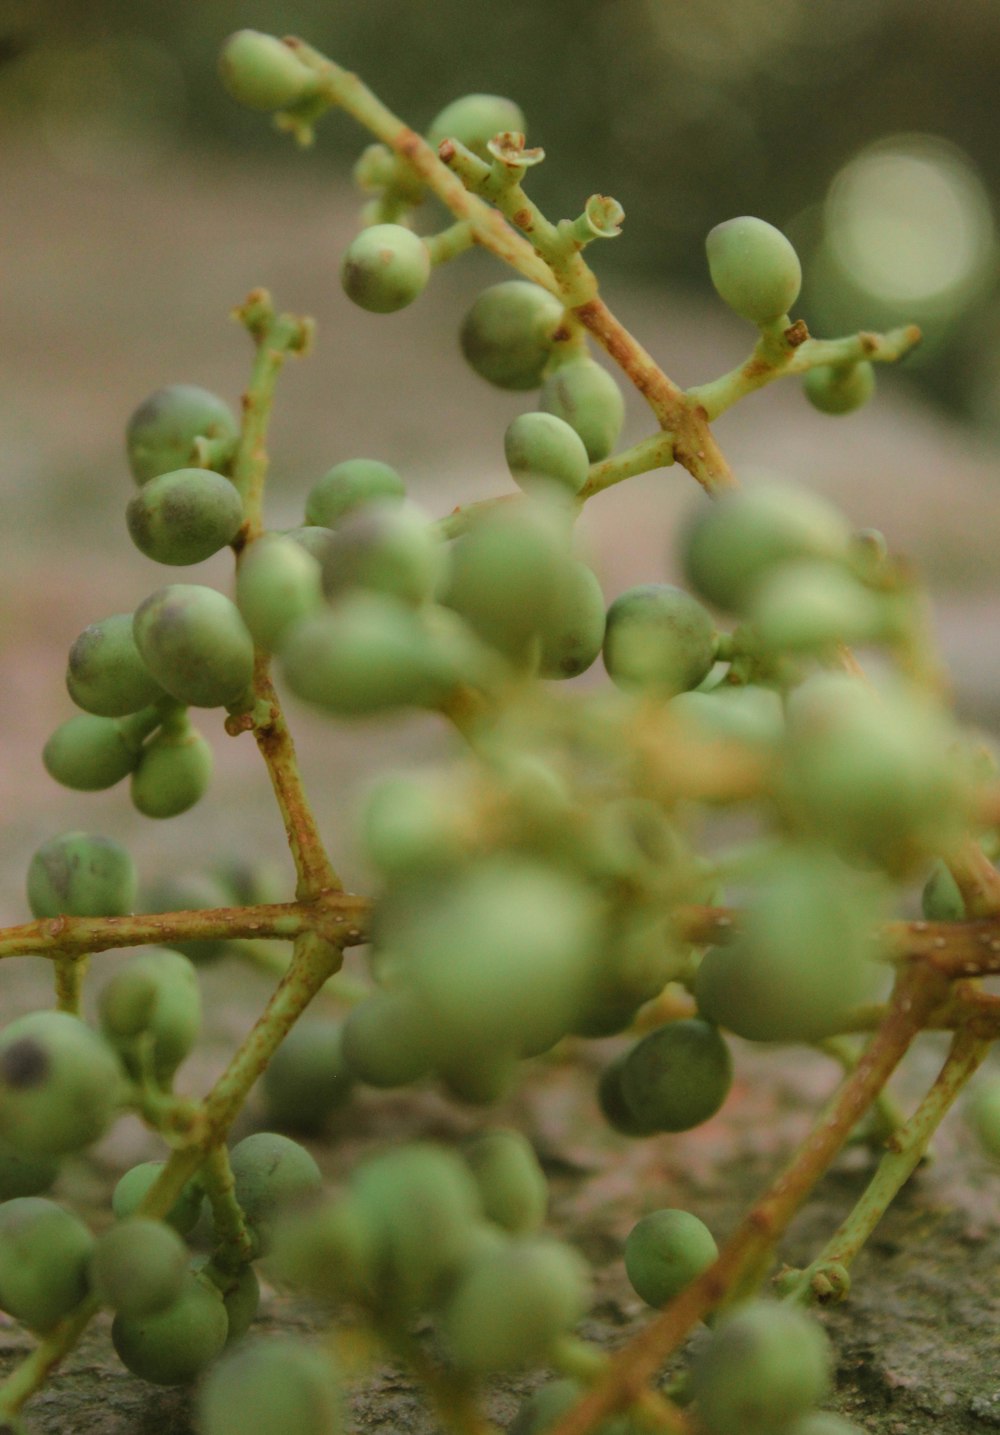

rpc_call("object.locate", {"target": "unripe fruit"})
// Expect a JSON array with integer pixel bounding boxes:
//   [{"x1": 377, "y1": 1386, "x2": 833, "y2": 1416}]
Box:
[
  {"x1": 460, "y1": 280, "x2": 564, "y2": 390},
  {"x1": 43, "y1": 714, "x2": 140, "y2": 791},
  {"x1": 304, "y1": 458, "x2": 405, "y2": 529},
  {"x1": 747, "y1": 559, "x2": 886, "y2": 654},
  {"x1": 133, "y1": 584, "x2": 255, "y2": 709},
  {"x1": 89, "y1": 1217, "x2": 188, "y2": 1318},
  {"x1": 126, "y1": 467, "x2": 243, "y2": 566},
  {"x1": 280, "y1": 593, "x2": 452, "y2": 716},
  {"x1": 27, "y1": 831, "x2": 136, "y2": 919},
  {"x1": 235, "y1": 533, "x2": 323, "y2": 651},
  {"x1": 804, "y1": 361, "x2": 875, "y2": 415},
  {"x1": 229, "y1": 1132, "x2": 322, "y2": 1257},
  {"x1": 341, "y1": 224, "x2": 431, "y2": 314},
  {"x1": 66, "y1": 612, "x2": 165, "y2": 717},
  {"x1": 98, "y1": 948, "x2": 202, "y2": 1085},
  {"x1": 261, "y1": 1018, "x2": 354, "y2": 1133},
  {"x1": 706, "y1": 216, "x2": 802, "y2": 324},
  {"x1": 690, "y1": 1299, "x2": 831, "y2": 1435},
  {"x1": 112, "y1": 1162, "x2": 204, "y2": 1234},
  {"x1": 968, "y1": 1075, "x2": 1000, "y2": 1160},
  {"x1": 681, "y1": 483, "x2": 851, "y2": 613},
  {"x1": 218, "y1": 30, "x2": 317, "y2": 112},
  {"x1": 462, "y1": 1129, "x2": 548, "y2": 1234},
  {"x1": 427, "y1": 93, "x2": 526, "y2": 159},
  {"x1": 624, "y1": 1208, "x2": 718, "y2": 1307},
  {"x1": 340, "y1": 991, "x2": 434, "y2": 1089},
  {"x1": 0, "y1": 1197, "x2": 95, "y2": 1332},
  {"x1": 198, "y1": 1337, "x2": 344, "y2": 1435},
  {"x1": 504, "y1": 411, "x2": 590, "y2": 497},
  {"x1": 130, "y1": 718, "x2": 213, "y2": 819},
  {"x1": 0, "y1": 1011, "x2": 123, "y2": 1156},
  {"x1": 444, "y1": 1236, "x2": 590, "y2": 1372},
  {"x1": 221, "y1": 1261, "x2": 260, "y2": 1343},
  {"x1": 603, "y1": 584, "x2": 717, "y2": 696},
  {"x1": 540, "y1": 357, "x2": 625, "y2": 462},
  {"x1": 321, "y1": 500, "x2": 447, "y2": 607},
  {"x1": 143, "y1": 870, "x2": 234, "y2": 965},
  {"x1": 538, "y1": 561, "x2": 606, "y2": 679},
  {"x1": 112, "y1": 1271, "x2": 228, "y2": 1385},
  {"x1": 695, "y1": 849, "x2": 881, "y2": 1042},
  {"x1": 0, "y1": 1139, "x2": 59, "y2": 1202},
  {"x1": 617, "y1": 1020, "x2": 733, "y2": 1134},
  {"x1": 126, "y1": 385, "x2": 238, "y2": 488}
]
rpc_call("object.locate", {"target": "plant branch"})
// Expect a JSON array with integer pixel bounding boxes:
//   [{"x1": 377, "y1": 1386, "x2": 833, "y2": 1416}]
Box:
[{"x1": 548, "y1": 963, "x2": 945, "y2": 1435}]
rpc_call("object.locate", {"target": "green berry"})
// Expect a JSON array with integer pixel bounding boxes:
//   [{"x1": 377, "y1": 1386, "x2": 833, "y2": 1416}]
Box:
[
  {"x1": 427, "y1": 93, "x2": 526, "y2": 160},
  {"x1": 98, "y1": 948, "x2": 201, "y2": 1085},
  {"x1": 130, "y1": 717, "x2": 213, "y2": 819},
  {"x1": 617, "y1": 1020, "x2": 732, "y2": 1133},
  {"x1": 112, "y1": 1162, "x2": 204, "y2": 1234},
  {"x1": 126, "y1": 467, "x2": 243, "y2": 566},
  {"x1": 694, "y1": 848, "x2": 881, "y2": 1043},
  {"x1": 90, "y1": 1217, "x2": 188, "y2": 1318},
  {"x1": 778, "y1": 673, "x2": 971, "y2": 873},
  {"x1": 229, "y1": 1132, "x2": 322, "y2": 1257},
  {"x1": 510, "y1": 1379, "x2": 641, "y2": 1435},
  {"x1": 0, "y1": 1197, "x2": 94, "y2": 1332},
  {"x1": 235, "y1": 534, "x2": 323, "y2": 651},
  {"x1": 359, "y1": 769, "x2": 468, "y2": 877},
  {"x1": 340, "y1": 991, "x2": 434, "y2": 1089},
  {"x1": 321, "y1": 500, "x2": 447, "y2": 607},
  {"x1": 261, "y1": 1019, "x2": 353, "y2": 1134},
  {"x1": 603, "y1": 584, "x2": 717, "y2": 696},
  {"x1": 66, "y1": 612, "x2": 165, "y2": 717},
  {"x1": 0, "y1": 1139, "x2": 59, "y2": 1201},
  {"x1": 787, "y1": 1416, "x2": 867, "y2": 1435},
  {"x1": 112, "y1": 1270, "x2": 228, "y2": 1385},
  {"x1": 671, "y1": 684, "x2": 784, "y2": 749},
  {"x1": 443, "y1": 503, "x2": 572, "y2": 661},
  {"x1": 597, "y1": 1053, "x2": 655, "y2": 1137},
  {"x1": 444, "y1": 1236, "x2": 590, "y2": 1372},
  {"x1": 280, "y1": 593, "x2": 452, "y2": 716},
  {"x1": 462, "y1": 1129, "x2": 547, "y2": 1234},
  {"x1": 341, "y1": 224, "x2": 431, "y2": 314},
  {"x1": 460, "y1": 280, "x2": 564, "y2": 390},
  {"x1": 624, "y1": 1208, "x2": 718, "y2": 1308},
  {"x1": 199, "y1": 1336, "x2": 343, "y2": 1435},
  {"x1": 350, "y1": 1144, "x2": 483, "y2": 1310},
  {"x1": 747, "y1": 559, "x2": 886, "y2": 654},
  {"x1": 396, "y1": 858, "x2": 598, "y2": 1052},
  {"x1": 27, "y1": 831, "x2": 136, "y2": 918},
  {"x1": 42, "y1": 713, "x2": 141, "y2": 791},
  {"x1": 706, "y1": 216, "x2": 802, "y2": 324},
  {"x1": 804, "y1": 361, "x2": 876, "y2": 415},
  {"x1": 270, "y1": 1194, "x2": 377, "y2": 1306},
  {"x1": 0, "y1": 1011, "x2": 122, "y2": 1157},
  {"x1": 132, "y1": 584, "x2": 255, "y2": 709},
  {"x1": 304, "y1": 459, "x2": 405, "y2": 529},
  {"x1": 218, "y1": 30, "x2": 316, "y2": 112},
  {"x1": 504, "y1": 412, "x2": 590, "y2": 498},
  {"x1": 126, "y1": 385, "x2": 238, "y2": 487},
  {"x1": 690, "y1": 1299, "x2": 831, "y2": 1435},
  {"x1": 681, "y1": 483, "x2": 851, "y2": 613},
  {"x1": 282, "y1": 525, "x2": 337, "y2": 563},
  {"x1": 540, "y1": 357, "x2": 625, "y2": 463}
]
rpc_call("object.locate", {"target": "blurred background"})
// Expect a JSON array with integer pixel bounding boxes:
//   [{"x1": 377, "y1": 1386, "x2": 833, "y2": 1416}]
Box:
[{"x1": 3, "y1": 0, "x2": 1000, "y2": 923}]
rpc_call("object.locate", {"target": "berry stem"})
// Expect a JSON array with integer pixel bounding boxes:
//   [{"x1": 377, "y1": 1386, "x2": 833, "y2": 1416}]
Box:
[
  {"x1": 52, "y1": 951, "x2": 85, "y2": 1014},
  {"x1": 202, "y1": 1143, "x2": 256, "y2": 1271},
  {"x1": 578, "y1": 431, "x2": 677, "y2": 499},
  {"x1": 0, "y1": 893, "x2": 371, "y2": 961},
  {"x1": 688, "y1": 322, "x2": 922, "y2": 422},
  {"x1": 782, "y1": 1025, "x2": 992, "y2": 1305},
  {"x1": 0, "y1": 1294, "x2": 102, "y2": 1417},
  {"x1": 547, "y1": 963, "x2": 945, "y2": 1435}
]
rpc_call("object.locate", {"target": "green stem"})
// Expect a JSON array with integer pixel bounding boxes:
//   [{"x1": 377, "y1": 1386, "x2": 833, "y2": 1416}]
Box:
[
  {"x1": 201, "y1": 1144, "x2": 256, "y2": 1270},
  {"x1": 230, "y1": 290, "x2": 313, "y2": 536},
  {"x1": 688, "y1": 322, "x2": 922, "y2": 422},
  {"x1": 579, "y1": 432, "x2": 676, "y2": 499},
  {"x1": 782, "y1": 1026, "x2": 992, "y2": 1305},
  {"x1": 548, "y1": 963, "x2": 945, "y2": 1435},
  {"x1": 0, "y1": 894, "x2": 371, "y2": 961},
  {"x1": 0, "y1": 1294, "x2": 102, "y2": 1416},
  {"x1": 819, "y1": 1036, "x2": 907, "y2": 1144},
  {"x1": 52, "y1": 952, "x2": 85, "y2": 1014},
  {"x1": 425, "y1": 220, "x2": 476, "y2": 265}
]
